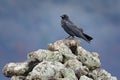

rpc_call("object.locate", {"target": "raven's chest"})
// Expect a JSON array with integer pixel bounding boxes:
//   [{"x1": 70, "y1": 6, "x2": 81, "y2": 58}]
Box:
[
  {"x1": 61, "y1": 20, "x2": 75, "y2": 36},
  {"x1": 61, "y1": 20, "x2": 68, "y2": 28}
]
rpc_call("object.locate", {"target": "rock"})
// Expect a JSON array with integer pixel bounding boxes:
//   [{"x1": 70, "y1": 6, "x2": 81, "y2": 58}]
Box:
[
  {"x1": 88, "y1": 68, "x2": 117, "y2": 80},
  {"x1": 2, "y1": 59, "x2": 39, "y2": 78},
  {"x1": 64, "y1": 59, "x2": 88, "y2": 79},
  {"x1": 53, "y1": 39, "x2": 77, "y2": 61},
  {"x1": 61, "y1": 68, "x2": 78, "y2": 80},
  {"x1": 2, "y1": 38, "x2": 117, "y2": 80},
  {"x1": 80, "y1": 75, "x2": 93, "y2": 80},
  {"x1": 77, "y1": 46, "x2": 101, "y2": 69},
  {"x1": 28, "y1": 49, "x2": 63, "y2": 62},
  {"x1": 2, "y1": 62, "x2": 29, "y2": 77},
  {"x1": 26, "y1": 61, "x2": 65, "y2": 80},
  {"x1": 11, "y1": 76, "x2": 26, "y2": 80}
]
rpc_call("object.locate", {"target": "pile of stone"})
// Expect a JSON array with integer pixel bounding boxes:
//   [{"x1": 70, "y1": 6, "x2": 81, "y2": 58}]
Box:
[{"x1": 2, "y1": 39, "x2": 117, "y2": 80}]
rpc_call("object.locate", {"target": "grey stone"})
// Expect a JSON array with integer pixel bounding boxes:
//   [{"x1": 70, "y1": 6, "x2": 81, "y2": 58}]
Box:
[
  {"x1": 2, "y1": 38, "x2": 117, "y2": 80},
  {"x1": 88, "y1": 68, "x2": 117, "y2": 80},
  {"x1": 11, "y1": 76, "x2": 26, "y2": 80},
  {"x1": 77, "y1": 46, "x2": 101, "y2": 69},
  {"x1": 2, "y1": 62, "x2": 29, "y2": 77},
  {"x1": 28, "y1": 49, "x2": 63, "y2": 62},
  {"x1": 64, "y1": 59, "x2": 89, "y2": 79},
  {"x1": 80, "y1": 75, "x2": 93, "y2": 80}
]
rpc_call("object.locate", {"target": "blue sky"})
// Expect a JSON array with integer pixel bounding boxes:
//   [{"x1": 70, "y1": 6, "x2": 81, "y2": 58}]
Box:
[{"x1": 0, "y1": 0, "x2": 120, "y2": 79}]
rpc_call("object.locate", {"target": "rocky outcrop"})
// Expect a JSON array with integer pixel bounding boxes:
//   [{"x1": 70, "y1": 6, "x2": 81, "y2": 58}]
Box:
[{"x1": 2, "y1": 38, "x2": 117, "y2": 80}]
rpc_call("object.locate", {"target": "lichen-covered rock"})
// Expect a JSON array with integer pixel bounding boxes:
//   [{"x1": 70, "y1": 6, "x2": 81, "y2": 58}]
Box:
[
  {"x1": 48, "y1": 38, "x2": 81, "y2": 51},
  {"x1": 2, "y1": 38, "x2": 117, "y2": 80},
  {"x1": 11, "y1": 76, "x2": 26, "y2": 80},
  {"x1": 26, "y1": 61, "x2": 65, "y2": 80},
  {"x1": 64, "y1": 59, "x2": 89, "y2": 79},
  {"x1": 2, "y1": 62, "x2": 29, "y2": 77},
  {"x1": 77, "y1": 46, "x2": 101, "y2": 69},
  {"x1": 80, "y1": 75, "x2": 93, "y2": 80},
  {"x1": 28, "y1": 49, "x2": 63, "y2": 62},
  {"x1": 53, "y1": 39, "x2": 77, "y2": 61},
  {"x1": 88, "y1": 68, "x2": 117, "y2": 80},
  {"x1": 61, "y1": 68, "x2": 78, "y2": 80},
  {"x1": 2, "y1": 59, "x2": 39, "y2": 78}
]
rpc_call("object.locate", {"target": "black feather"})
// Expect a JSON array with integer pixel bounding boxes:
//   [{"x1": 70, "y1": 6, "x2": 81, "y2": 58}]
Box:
[
  {"x1": 83, "y1": 33, "x2": 93, "y2": 41},
  {"x1": 61, "y1": 14, "x2": 93, "y2": 43}
]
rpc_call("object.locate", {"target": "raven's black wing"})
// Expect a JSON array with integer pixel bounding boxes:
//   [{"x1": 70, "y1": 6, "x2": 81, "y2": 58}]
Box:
[{"x1": 64, "y1": 20, "x2": 92, "y2": 42}]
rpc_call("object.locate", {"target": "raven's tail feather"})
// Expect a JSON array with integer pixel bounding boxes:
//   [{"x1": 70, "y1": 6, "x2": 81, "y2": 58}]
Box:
[{"x1": 83, "y1": 33, "x2": 93, "y2": 41}]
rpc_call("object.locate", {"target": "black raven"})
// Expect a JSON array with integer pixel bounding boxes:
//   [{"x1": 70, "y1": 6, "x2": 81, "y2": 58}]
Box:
[{"x1": 60, "y1": 14, "x2": 93, "y2": 43}]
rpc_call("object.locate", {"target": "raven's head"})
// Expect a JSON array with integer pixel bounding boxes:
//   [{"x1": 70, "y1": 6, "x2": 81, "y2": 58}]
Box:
[{"x1": 60, "y1": 14, "x2": 69, "y2": 19}]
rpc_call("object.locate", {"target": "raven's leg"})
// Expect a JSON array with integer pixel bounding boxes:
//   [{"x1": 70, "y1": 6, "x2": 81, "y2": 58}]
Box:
[
  {"x1": 71, "y1": 36, "x2": 74, "y2": 38},
  {"x1": 66, "y1": 35, "x2": 74, "y2": 39},
  {"x1": 65, "y1": 35, "x2": 71, "y2": 39}
]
